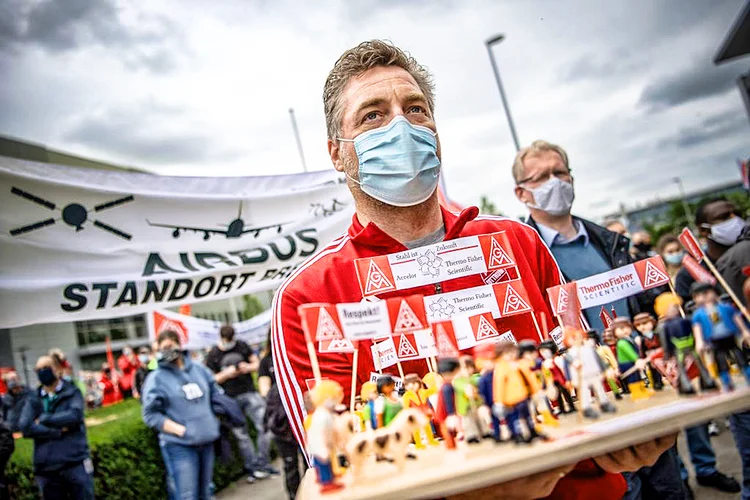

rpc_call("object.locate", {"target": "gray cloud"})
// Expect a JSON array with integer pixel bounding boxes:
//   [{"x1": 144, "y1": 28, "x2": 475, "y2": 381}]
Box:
[
  {"x1": 63, "y1": 103, "x2": 225, "y2": 165},
  {"x1": 0, "y1": 0, "x2": 184, "y2": 73},
  {"x1": 658, "y1": 110, "x2": 748, "y2": 148},
  {"x1": 638, "y1": 57, "x2": 742, "y2": 110},
  {"x1": 559, "y1": 49, "x2": 644, "y2": 83}
]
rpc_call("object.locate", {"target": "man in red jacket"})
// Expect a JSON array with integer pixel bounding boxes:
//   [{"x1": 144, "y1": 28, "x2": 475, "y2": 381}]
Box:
[{"x1": 272, "y1": 39, "x2": 675, "y2": 500}]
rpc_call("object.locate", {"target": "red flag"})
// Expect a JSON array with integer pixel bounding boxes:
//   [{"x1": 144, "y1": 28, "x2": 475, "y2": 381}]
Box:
[
  {"x1": 633, "y1": 256, "x2": 671, "y2": 289},
  {"x1": 679, "y1": 228, "x2": 705, "y2": 262},
  {"x1": 386, "y1": 295, "x2": 428, "y2": 333},
  {"x1": 739, "y1": 158, "x2": 750, "y2": 191},
  {"x1": 433, "y1": 320, "x2": 460, "y2": 358},
  {"x1": 298, "y1": 303, "x2": 345, "y2": 342},
  {"x1": 105, "y1": 335, "x2": 121, "y2": 400},
  {"x1": 599, "y1": 307, "x2": 613, "y2": 329},
  {"x1": 681, "y1": 254, "x2": 717, "y2": 286},
  {"x1": 493, "y1": 280, "x2": 533, "y2": 317},
  {"x1": 547, "y1": 282, "x2": 581, "y2": 329}
]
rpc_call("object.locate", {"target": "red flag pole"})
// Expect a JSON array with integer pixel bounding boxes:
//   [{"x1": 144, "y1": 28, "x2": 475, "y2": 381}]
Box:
[{"x1": 105, "y1": 335, "x2": 121, "y2": 400}]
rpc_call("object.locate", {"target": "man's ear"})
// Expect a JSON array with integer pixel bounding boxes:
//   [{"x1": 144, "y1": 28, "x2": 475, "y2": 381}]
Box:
[
  {"x1": 514, "y1": 185, "x2": 529, "y2": 204},
  {"x1": 328, "y1": 139, "x2": 344, "y2": 172}
]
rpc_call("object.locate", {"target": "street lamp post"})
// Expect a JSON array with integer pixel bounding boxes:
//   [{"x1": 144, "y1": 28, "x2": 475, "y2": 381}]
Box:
[
  {"x1": 485, "y1": 34, "x2": 521, "y2": 152},
  {"x1": 673, "y1": 177, "x2": 696, "y2": 231},
  {"x1": 289, "y1": 108, "x2": 308, "y2": 173}
]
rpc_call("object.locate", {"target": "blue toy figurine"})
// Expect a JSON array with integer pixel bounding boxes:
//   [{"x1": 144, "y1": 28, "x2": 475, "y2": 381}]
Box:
[{"x1": 690, "y1": 282, "x2": 750, "y2": 390}]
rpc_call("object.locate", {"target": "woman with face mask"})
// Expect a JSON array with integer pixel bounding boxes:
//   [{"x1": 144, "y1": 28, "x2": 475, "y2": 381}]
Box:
[
  {"x1": 657, "y1": 234, "x2": 685, "y2": 281},
  {"x1": 141, "y1": 330, "x2": 222, "y2": 500}
]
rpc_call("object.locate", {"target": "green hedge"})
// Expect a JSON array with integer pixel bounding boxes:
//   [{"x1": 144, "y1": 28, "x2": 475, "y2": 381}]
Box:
[{"x1": 6, "y1": 399, "x2": 246, "y2": 499}]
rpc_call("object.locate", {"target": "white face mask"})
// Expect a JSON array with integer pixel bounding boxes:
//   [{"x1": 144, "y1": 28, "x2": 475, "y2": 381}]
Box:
[
  {"x1": 708, "y1": 216, "x2": 744, "y2": 246},
  {"x1": 524, "y1": 176, "x2": 575, "y2": 216}
]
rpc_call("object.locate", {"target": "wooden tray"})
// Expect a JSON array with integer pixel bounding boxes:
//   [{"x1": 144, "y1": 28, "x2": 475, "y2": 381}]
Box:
[{"x1": 298, "y1": 385, "x2": 750, "y2": 500}]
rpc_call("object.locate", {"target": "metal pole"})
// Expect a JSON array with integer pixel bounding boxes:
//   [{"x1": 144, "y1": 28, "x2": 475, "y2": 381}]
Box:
[
  {"x1": 485, "y1": 35, "x2": 521, "y2": 152},
  {"x1": 673, "y1": 177, "x2": 696, "y2": 231},
  {"x1": 289, "y1": 108, "x2": 308, "y2": 173}
]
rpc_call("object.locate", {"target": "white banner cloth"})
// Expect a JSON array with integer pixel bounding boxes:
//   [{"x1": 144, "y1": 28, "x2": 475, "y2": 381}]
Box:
[{"x1": 0, "y1": 158, "x2": 353, "y2": 328}]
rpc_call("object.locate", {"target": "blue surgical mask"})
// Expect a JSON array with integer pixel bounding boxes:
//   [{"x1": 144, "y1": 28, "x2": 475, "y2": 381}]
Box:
[
  {"x1": 663, "y1": 251, "x2": 684, "y2": 266},
  {"x1": 338, "y1": 116, "x2": 440, "y2": 207}
]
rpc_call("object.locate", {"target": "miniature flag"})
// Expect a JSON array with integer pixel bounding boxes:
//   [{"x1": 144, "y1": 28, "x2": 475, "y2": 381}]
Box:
[
  {"x1": 599, "y1": 307, "x2": 613, "y2": 329},
  {"x1": 386, "y1": 295, "x2": 429, "y2": 333},
  {"x1": 493, "y1": 280, "x2": 532, "y2": 317},
  {"x1": 633, "y1": 256, "x2": 671, "y2": 289},
  {"x1": 394, "y1": 333, "x2": 421, "y2": 361},
  {"x1": 547, "y1": 282, "x2": 581, "y2": 329},
  {"x1": 318, "y1": 337, "x2": 356, "y2": 353},
  {"x1": 679, "y1": 228, "x2": 705, "y2": 262},
  {"x1": 681, "y1": 254, "x2": 717, "y2": 286},
  {"x1": 298, "y1": 304, "x2": 344, "y2": 342},
  {"x1": 469, "y1": 312, "x2": 501, "y2": 341},
  {"x1": 478, "y1": 232, "x2": 516, "y2": 270},
  {"x1": 433, "y1": 320, "x2": 461, "y2": 358}
]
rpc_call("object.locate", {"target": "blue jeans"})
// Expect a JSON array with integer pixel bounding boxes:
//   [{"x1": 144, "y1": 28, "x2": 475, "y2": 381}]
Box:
[
  {"x1": 729, "y1": 411, "x2": 750, "y2": 500},
  {"x1": 623, "y1": 446, "x2": 685, "y2": 500},
  {"x1": 159, "y1": 440, "x2": 214, "y2": 500},
  {"x1": 36, "y1": 461, "x2": 95, "y2": 500},
  {"x1": 235, "y1": 391, "x2": 270, "y2": 470},
  {"x1": 679, "y1": 423, "x2": 716, "y2": 480}
]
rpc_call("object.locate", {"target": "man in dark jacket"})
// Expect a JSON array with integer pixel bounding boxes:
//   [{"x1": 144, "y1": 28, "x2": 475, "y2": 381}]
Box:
[
  {"x1": 2, "y1": 372, "x2": 33, "y2": 433},
  {"x1": 512, "y1": 139, "x2": 683, "y2": 500},
  {"x1": 674, "y1": 197, "x2": 745, "y2": 303},
  {"x1": 0, "y1": 419, "x2": 13, "y2": 500},
  {"x1": 19, "y1": 355, "x2": 94, "y2": 500},
  {"x1": 513, "y1": 140, "x2": 652, "y2": 329}
]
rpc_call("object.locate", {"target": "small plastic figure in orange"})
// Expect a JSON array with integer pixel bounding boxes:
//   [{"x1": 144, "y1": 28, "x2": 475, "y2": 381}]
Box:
[{"x1": 492, "y1": 342, "x2": 540, "y2": 443}]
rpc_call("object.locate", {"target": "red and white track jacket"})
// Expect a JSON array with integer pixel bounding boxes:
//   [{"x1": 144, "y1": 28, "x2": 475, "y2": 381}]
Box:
[{"x1": 272, "y1": 205, "x2": 626, "y2": 499}]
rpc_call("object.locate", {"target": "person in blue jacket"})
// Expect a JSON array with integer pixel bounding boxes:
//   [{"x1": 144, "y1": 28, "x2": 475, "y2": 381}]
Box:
[
  {"x1": 19, "y1": 355, "x2": 94, "y2": 500},
  {"x1": 142, "y1": 330, "x2": 222, "y2": 500}
]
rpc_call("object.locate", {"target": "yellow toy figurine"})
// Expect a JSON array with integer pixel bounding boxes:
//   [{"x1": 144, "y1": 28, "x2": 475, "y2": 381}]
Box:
[
  {"x1": 402, "y1": 373, "x2": 439, "y2": 448},
  {"x1": 307, "y1": 380, "x2": 345, "y2": 493},
  {"x1": 360, "y1": 381, "x2": 378, "y2": 431}
]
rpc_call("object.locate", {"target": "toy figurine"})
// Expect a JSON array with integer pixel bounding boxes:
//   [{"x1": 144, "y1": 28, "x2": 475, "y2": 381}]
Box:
[
  {"x1": 402, "y1": 374, "x2": 439, "y2": 448},
  {"x1": 454, "y1": 356, "x2": 486, "y2": 444},
  {"x1": 588, "y1": 330, "x2": 623, "y2": 400},
  {"x1": 370, "y1": 409, "x2": 430, "y2": 472},
  {"x1": 612, "y1": 318, "x2": 651, "y2": 399},
  {"x1": 360, "y1": 381, "x2": 378, "y2": 430},
  {"x1": 434, "y1": 358, "x2": 461, "y2": 449},
  {"x1": 658, "y1": 293, "x2": 717, "y2": 394},
  {"x1": 690, "y1": 282, "x2": 750, "y2": 390},
  {"x1": 517, "y1": 340, "x2": 557, "y2": 428},
  {"x1": 492, "y1": 342, "x2": 540, "y2": 443},
  {"x1": 474, "y1": 342, "x2": 502, "y2": 440},
  {"x1": 538, "y1": 340, "x2": 576, "y2": 414},
  {"x1": 633, "y1": 312, "x2": 664, "y2": 390},
  {"x1": 375, "y1": 375, "x2": 403, "y2": 427},
  {"x1": 307, "y1": 380, "x2": 345, "y2": 493},
  {"x1": 564, "y1": 328, "x2": 617, "y2": 419}
]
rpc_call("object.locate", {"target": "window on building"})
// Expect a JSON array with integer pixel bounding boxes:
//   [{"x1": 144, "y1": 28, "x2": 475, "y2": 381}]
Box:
[{"x1": 75, "y1": 314, "x2": 147, "y2": 347}]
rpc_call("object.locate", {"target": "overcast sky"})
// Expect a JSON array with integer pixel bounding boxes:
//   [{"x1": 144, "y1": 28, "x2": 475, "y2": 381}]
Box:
[{"x1": 1, "y1": 0, "x2": 748, "y2": 220}]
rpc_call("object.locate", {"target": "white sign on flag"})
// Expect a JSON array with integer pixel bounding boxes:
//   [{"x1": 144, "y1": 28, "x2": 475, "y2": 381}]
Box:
[
  {"x1": 575, "y1": 256, "x2": 670, "y2": 310},
  {"x1": 0, "y1": 159, "x2": 354, "y2": 328},
  {"x1": 336, "y1": 301, "x2": 392, "y2": 340}
]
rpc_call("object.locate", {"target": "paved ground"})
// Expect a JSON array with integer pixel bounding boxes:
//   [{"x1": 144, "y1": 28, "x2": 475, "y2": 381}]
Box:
[{"x1": 218, "y1": 424, "x2": 744, "y2": 500}]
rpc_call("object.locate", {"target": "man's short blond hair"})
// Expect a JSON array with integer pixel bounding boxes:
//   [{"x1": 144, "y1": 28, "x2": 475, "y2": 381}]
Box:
[
  {"x1": 512, "y1": 140, "x2": 570, "y2": 184},
  {"x1": 323, "y1": 40, "x2": 435, "y2": 140}
]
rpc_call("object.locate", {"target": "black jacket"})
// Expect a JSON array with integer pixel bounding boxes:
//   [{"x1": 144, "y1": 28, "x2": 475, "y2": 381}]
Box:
[
  {"x1": 19, "y1": 380, "x2": 90, "y2": 473},
  {"x1": 2, "y1": 387, "x2": 33, "y2": 433},
  {"x1": 525, "y1": 215, "x2": 653, "y2": 317},
  {"x1": 716, "y1": 221, "x2": 750, "y2": 307}
]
